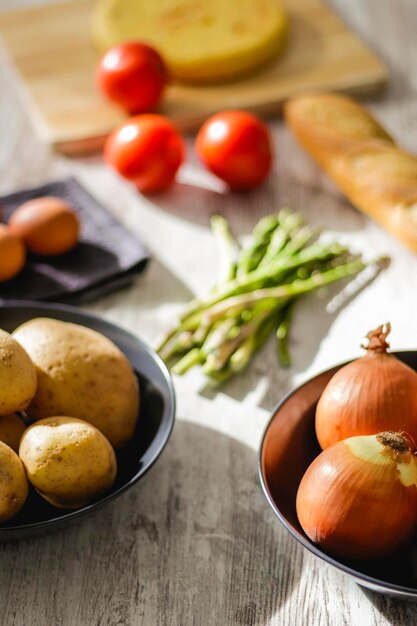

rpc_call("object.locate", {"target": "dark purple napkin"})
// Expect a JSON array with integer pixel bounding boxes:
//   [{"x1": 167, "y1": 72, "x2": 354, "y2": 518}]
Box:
[{"x1": 0, "y1": 178, "x2": 149, "y2": 303}]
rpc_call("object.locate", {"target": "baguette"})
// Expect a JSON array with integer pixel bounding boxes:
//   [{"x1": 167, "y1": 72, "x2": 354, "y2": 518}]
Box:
[{"x1": 284, "y1": 93, "x2": 417, "y2": 254}]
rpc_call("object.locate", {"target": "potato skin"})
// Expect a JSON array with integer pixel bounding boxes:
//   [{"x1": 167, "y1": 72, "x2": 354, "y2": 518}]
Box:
[
  {"x1": 19, "y1": 416, "x2": 117, "y2": 509},
  {"x1": 0, "y1": 413, "x2": 27, "y2": 452},
  {"x1": 0, "y1": 329, "x2": 37, "y2": 415},
  {"x1": 0, "y1": 441, "x2": 28, "y2": 521},
  {"x1": 13, "y1": 318, "x2": 139, "y2": 447}
]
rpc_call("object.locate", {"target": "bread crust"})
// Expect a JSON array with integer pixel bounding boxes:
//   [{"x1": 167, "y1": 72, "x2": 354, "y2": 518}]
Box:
[{"x1": 285, "y1": 93, "x2": 417, "y2": 254}]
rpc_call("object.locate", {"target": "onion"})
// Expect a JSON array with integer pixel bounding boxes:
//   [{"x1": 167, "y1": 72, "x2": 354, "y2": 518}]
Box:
[
  {"x1": 296, "y1": 431, "x2": 417, "y2": 560},
  {"x1": 315, "y1": 323, "x2": 417, "y2": 449}
]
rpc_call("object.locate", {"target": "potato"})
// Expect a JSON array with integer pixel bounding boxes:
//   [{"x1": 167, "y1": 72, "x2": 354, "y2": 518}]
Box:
[
  {"x1": 0, "y1": 413, "x2": 27, "y2": 452},
  {"x1": 0, "y1": 441, "x2": 28, "y2": 521},
  {"x1": 13, "y1": 318, "x2": 139, "y2": 447},
  {"x1": 19, "y1": 416, "x2": 117, "y2": 509},
  {"x1": 0, "y1": 329, "x2": 37, "y2": 415}
]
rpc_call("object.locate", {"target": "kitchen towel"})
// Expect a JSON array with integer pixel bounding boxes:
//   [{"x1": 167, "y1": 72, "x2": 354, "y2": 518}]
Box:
[{"x1": 0, "y1": 177, "x2": 149, "y2": 302}]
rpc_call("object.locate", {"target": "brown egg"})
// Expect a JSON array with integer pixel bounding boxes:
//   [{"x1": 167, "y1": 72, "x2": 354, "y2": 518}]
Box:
[
  {"x1": 0, "y1": 224, "x2": 26, "y2": 282},
  {"x1": 8, "y1": 196, "x2": 80, "y2": 256}
]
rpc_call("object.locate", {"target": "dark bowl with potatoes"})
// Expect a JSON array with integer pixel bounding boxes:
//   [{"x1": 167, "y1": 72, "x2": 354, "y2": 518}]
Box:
[{"x1": 0, "y1": 301, "x2": 175, "y2": 541}]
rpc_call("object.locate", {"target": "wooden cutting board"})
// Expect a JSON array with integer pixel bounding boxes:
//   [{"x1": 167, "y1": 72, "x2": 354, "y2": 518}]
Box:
[{"x1": 0, "y1": 0, "x2": 386, "y2": 156}]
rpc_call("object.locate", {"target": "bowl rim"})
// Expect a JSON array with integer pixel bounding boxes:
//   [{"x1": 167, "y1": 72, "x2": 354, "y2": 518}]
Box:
[
  {"x1": 258, "y1": 351, "x2": 417, "y2": 597},
  {"x1": 0, "y1": 299, "x2": 176, "y2": 535}
]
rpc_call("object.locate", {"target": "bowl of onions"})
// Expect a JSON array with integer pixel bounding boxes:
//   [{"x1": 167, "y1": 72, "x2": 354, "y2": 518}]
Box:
[{"x1": 259, "y1": 323, "x2": 417, "y2": 599}]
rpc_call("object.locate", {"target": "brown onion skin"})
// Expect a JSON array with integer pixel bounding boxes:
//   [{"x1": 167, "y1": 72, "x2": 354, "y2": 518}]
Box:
[
  {"x1": 296, "y1": 434, "x2": 417, "y2": 560},
  {"x1": 315, "y1": 346, "x2": 417, "y2": 450}
]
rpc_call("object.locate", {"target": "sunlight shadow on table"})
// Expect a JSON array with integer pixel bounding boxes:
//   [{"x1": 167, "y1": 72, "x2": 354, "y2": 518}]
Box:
[
  {"x1": 149, "y1": 161, "x2": 365, "y2": 239},
  {"x1": 88, "y1": 254, "x2": 194, "y2": 320},
  {"x1": 147, "y1": 179, "x2": 281, "y2": 253},
  {"x1": 0, "y1": 421, "x2": 304, "y2": 626},
  {"x1": 360, "y1": 587, "x2": 417, "y2": 623}
]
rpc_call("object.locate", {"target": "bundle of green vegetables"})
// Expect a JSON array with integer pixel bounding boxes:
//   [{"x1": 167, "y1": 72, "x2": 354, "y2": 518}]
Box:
[{"x1": 156, "y1": 209, "x2": 388, "y2": 383}]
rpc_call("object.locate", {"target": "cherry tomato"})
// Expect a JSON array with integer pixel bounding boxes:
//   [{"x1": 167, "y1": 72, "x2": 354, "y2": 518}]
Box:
[
  {"x1": 97, "y1": 42, "x2": 168, "y2": 114},
  {"x1": 104, "y1": 114, "x2": 185, "y2": 192},
  {"x1": 195, "y1": 111, "x2": 273, "y2": 190}
]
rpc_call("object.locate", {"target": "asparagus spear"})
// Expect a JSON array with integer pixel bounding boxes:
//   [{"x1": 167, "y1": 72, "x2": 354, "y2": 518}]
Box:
[
  {"x1": 276, "y1": 303, "x2": 294, "y2": 367},
  {"x1": 169, "y1": 257, "x2": 372, "y2": 372},
  {"x1": 258, "y1": 209, "x2": 305, "y2": 265},
  {"x1": 210, "y1": 215, "x2": 238, "y2": 286},
  {"x1": 172, "y1": 318, "x2": 237, "y2": 374},
  {"x1": 158, "y1": 330, "x2": 195, "y2": 361},
  {"x1": 198, "y1": 256, "x2": 367, "y2": 326},
  {"x1": 228, "y1": 309, "x2": 281, "y2": 377},
  {"x1": 202, "y1": 306, "x2": 277, "y2": 375},
  {"x1": 203, "y1": 309, "x2": 284, "y2": 384},
  {"x1": 179, "y1": 241, "x2": 348, "y2": 323},
  {"x1": 156, "y1": 209, "x2": 389, "y2": 383},
  {"x1": 236, "y1": 214, "x2": 280, "y2": 276},
  {"x1": 225, "y1": 258, "x2": 387, "y2": 379},
  {"x1": 156, "y1": 243, "x2": 346, "y2": 358},
  {"x1": 171, "y1": 348, "x2": 203, "y2": 375}
]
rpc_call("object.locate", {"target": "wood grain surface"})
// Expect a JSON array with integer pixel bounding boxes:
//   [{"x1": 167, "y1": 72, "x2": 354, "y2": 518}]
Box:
[
  {"x1": 0, "y1": 0, "x2": 386, "y2": 155},
  {"x1": 0, "y1": 0, "x2": 417, "y2": 624}
]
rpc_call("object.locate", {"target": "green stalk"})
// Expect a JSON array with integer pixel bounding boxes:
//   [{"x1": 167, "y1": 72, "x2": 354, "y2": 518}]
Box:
[
  {"x1": 173, "y1": 317, "x2": 242, "y2": 376},
  {"x1": 202, "y1": 318, "x2": 239, "y2": 354},
  {"x1": 200, "y1": 256, "x2": 367, "y2": 325},
  {"x1": 278, "y1": 225, "x2": 319, "y2": 258},
  {"x1": 158, "y1": 330, "x2": 195, "y2": 360},
  {"x1": 210, "y1": 215, "x2": 238, "y2": 286},
  {"x1": 155, "y1": 325, "x2": 181, "y2": 353},
  {"x1": 276, "y1": 303, "x2": 294, "y2": 367},
  {"x1": 180, "y1": 241, "x2": 348, "y2": 321},
  {"x1": 259, "y1": 209, "x2": 304, "y2": 265},
  {"x1": 159, "y1": 255, "x2": 385, "y2": 358},
  {"x1": 236, "y1": 214, "x2": 280, "y2": 276},
  {"x1": 201, "y1": 295, "x2": 281, "y2": 326},
  {"x1": 228, "y1": 310, "x2": 280, "y2": 377},
  {"x1": 155, "y1": 203, "x2": 390, "y2": 385},
  {"x1": 192, "y1": 322, "x2": 213, "y2": 345},
  {"x1": 172, "y1": 348, "x2": 204, "y2": 375},
  {"x1": 202, "y1": 307, "x2": 275, "y2": 375}
]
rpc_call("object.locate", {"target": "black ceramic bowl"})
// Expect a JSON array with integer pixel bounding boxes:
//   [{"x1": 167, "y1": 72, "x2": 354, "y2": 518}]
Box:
[
  {"x1": 259, "y1": 351, "x2": 417, "y2": 600},
  {"x1": 0, "y1": 301, "x2": 175, "y2": 541}
]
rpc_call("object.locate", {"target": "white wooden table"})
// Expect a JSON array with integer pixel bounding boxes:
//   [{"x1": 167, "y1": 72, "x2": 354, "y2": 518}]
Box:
[{"x1": 1, "y1": 1, "x2": 417, "y2": 624}]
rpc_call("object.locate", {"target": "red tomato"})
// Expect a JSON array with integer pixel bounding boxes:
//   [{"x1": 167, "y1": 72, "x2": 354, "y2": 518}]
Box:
[
  {"x1": 97, "y1": 42, "x2": 168, "y2": 114},
  {"x1": 104, "y1": 114, "x2": 185, "y2": 192},
  {"x1": 195, "y1": 111, "x2": 273, "y2": 190}
]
